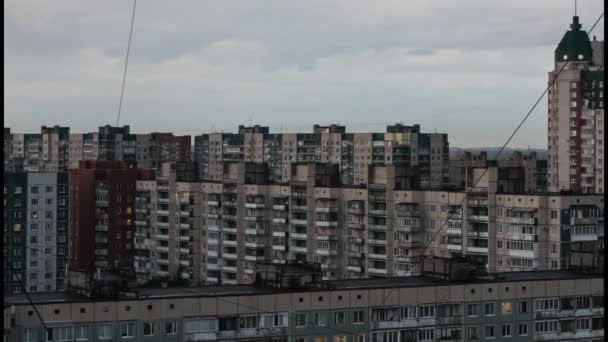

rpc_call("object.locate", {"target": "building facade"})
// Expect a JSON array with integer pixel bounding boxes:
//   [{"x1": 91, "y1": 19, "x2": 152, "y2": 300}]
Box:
[
  {"x1": 194, "y1": 124, "x2": 449, "y2": 189},
  {"x1": 69, "y1": 160, "x2": 154, "y2": 275},
  {"x1": 133, "y1": 161, "x2": 603, "y2": 285},
  {"x1": 547, "y1": 16, "x2": 604, "y2": 193},
  {"x1": 3, "y1": 271, "x2": 604, "y2": 342},
  {"x1": 449, "y1": 152, "x2": 548, "y2": 193},
  {"x1": 3, "y1": 172, "x2": 69, "y2": 294}
]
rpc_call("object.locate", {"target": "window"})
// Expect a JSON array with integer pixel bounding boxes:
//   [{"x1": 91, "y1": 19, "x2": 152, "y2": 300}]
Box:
[
  {"x1": 502, "y1": 302, "x2": 512, "y2": 315},
  {"x1": 468, "y1": 327, "x2": 479, "y2": 340},
  {"x1": 295, "y1": 314, "x2": 306, "y2": 327},
  {"x1": 334, "y1": 311, "x2": 345, "y2": 325},
  {"x1": 314, "y1": 312, "x2": 326, "y2": 326},
  {"x1": 239, "y1": 316, "x2": 258, "y2": 329},
  {"x1": 121, "y1": 323, "x2": 135, "y2": 338},
  {"x1": 536, "y1": 298, "x2": 559, "y2": 311},
  {"x1": 592, "y1": 317, "x2": 604, "y2": 330},
  {"x1": 46, "y1": 186, "x2": 53, "y2": 193},
  {"x1": 353, "y1": 310, "x2": 365, "y2": 324},
  {"x1": 314, "y1": 337, "x2": 326, "y2": 342},
  {"x1": 185, "y1": 319, "x2": 215, "y2": 333},
  {"x1": 418, "y1": 328, "x2": 434, "y2": 341},
  {"x1": 501, "y1": 325, "x2": 511, "y2": 337},
  {"x1": 484, "y1": 326, "x2": 495, "y2": 339},
  {"x1": 143, "y1": 322, "x2": 155, "y2": 336},
  {"x1": 334, "y1": 336, "x2": 346, "y2": 342},
  {"x1": 161, "y1": 320, "x2": 177, "y2": 335},
  {"x1": 576, "y1": 318, "x2": 590, "y2": 330},
  {"x1": 353, "y1": 335, "x2": 365, "y2": 342},
  {"x1": 467, "y1": 304, "x2": 478, "y2": 316},
  {"x1": 417, "y1": 305, "x2": 435, "y2": 318},
  {"x1": 98, "y1": 325, "x2": 112, "y2": 340},
  {"x1": 535, "y1": 320, "x2": 558, "y2": 333},
  {"x1": 484, "y1": 303, "x2": 495, "y2": 316},
  {"x1": 519, "y1": 301, "x2": 529, "y2": 313},
  {"x1": 576, "y1": 296, "x2": 590, "y2": 309},
  {"x1": 400, "y1": 306, "x2": 416, "y2": 319},
  {"x1": 31, "y1": 186, "x2": 39, "y2": 194},
  {"x1": 47, "y1": 327, "x2": 74, "y2": 341},
  {"x1": 518, "y1": 323, "x2": 528, "y2": 336},
  {"x1": 25, "y1": 329, "x2": 37, "y2": 342}
]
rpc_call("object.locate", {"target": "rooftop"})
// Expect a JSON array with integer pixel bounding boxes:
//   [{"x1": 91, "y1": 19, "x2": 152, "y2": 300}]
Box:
[{"x1": 4, "y1": 271, "x2": 598, "y2": 306}]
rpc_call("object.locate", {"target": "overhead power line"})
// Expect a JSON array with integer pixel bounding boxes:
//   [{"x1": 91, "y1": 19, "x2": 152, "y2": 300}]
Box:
[
  {"x1": 116, "y1": 0, "x2": 138, "y2": 127},
  {"x1": 419, "y1": 11, "x2": 605, "y2": 257}
]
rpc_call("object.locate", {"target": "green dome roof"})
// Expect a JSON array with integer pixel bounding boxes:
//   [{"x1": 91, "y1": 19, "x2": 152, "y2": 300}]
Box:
[{"x1": 554, "y1": 16, "x2": 593, "y2": 62}]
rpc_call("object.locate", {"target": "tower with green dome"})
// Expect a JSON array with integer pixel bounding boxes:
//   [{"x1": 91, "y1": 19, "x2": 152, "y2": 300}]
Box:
[{"x1": 547, "y1": 15, "x2": 604, "y2": 194}]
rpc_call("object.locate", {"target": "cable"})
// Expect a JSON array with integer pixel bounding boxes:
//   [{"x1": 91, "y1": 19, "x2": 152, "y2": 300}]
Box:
[
  {"x1": 418, "y1": 11, "x2": 605, "y2": 261},
  {"x1": 116, "y1": 0, "x2": 137, "y2": 127}
]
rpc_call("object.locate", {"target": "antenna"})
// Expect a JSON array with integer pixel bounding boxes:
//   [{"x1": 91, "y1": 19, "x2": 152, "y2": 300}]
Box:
[
  {"x1": 249, "y1": 115, "x2": 253, "y2": 127},
  {"x1": 575, "y1": 0, "x2": 577, "y2": 16}
]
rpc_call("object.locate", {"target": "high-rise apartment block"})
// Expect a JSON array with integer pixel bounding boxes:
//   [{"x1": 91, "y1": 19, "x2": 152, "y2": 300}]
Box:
[
  {"x1": 449, "y1": 151, "x2": 548, "y2": 192},
  {"x1": 194, "y1": 124, "x2": 449, "y2": 189},
  {"x1": 547, "y1": 16, "x2": 604, "y2": 193},
  {"x1": 133, "y1": 160, "x2": 603, "y2": 285},
  {"x1": 68, "y1": 161, "x2": 154, "y2": 275},
  {"x1": 5, "y1": 125, "x2": 192, "y2": 172},
  {"x1": 4, "y1": 172, "x2": 69, "y2": 294}
]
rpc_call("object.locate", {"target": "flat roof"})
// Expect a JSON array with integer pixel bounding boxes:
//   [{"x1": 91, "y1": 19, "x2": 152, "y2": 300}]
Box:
[{"x1": 3, "y1": 271, "x2": 598, "y2": 306}]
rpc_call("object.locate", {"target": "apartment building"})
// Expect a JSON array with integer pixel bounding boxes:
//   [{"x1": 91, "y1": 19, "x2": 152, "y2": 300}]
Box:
[
  {"x1": 3, "y1": 172, "x2": 69, "y2": 294},
  {"x1": 4, "y1": 126, "x2": 70, "y2": 172},
  {"x1": 6, "y1": 125, "x2": 191, "y2": 171},
  {"x1": 69, "y1": 161, "x2": 154, "y2": 275},
  {"x1": 3, "y1": 270, "x2": 604, "y2": 342},
  {"x1": 547, "y1": 16, "x2": 604, "y2": 193},
  {"x1": 194, "y1": 124, "x2": 449, "y2": 189},
  {"x1": 132, "y1": 160, "x2": 602, "y2": 285},
  {"x1": 448, "y1": 151, "x2": 548, "y2": 192}
]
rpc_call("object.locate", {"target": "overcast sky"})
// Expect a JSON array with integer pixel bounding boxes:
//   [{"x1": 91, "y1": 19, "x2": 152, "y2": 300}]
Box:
[{"x1": 4, "y1": 0, "x2": 604, "y2": 147}]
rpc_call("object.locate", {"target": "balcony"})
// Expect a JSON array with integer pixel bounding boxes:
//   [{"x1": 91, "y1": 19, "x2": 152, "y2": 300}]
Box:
[
  {"x1": 348, "y1": 207, "x2": 365, "y2": 215},
  {"x1": 446, "y1": 228, "x2": 462, "y2": 235},
  {"x1": 290, "y1": 232, "x2": 307, "y2": 239},
  {"x1": 368, "y1": 224, "x2": 387, "y2": 230},
  {"x1": 347, "y1": 265, "x2": 362, "y2": 272},
  {"x1": 157, "y1": 198, "x2": 169, "y2": 204},
  {"x1": 155, "y1": 234, "x2": 169, "y2": 240},
  {"x1": 244, "y1": 254, "x2": 265, "y2": 261},
  {"x1": 245, "y1": 203, "x2": 265, "y2": 209},
  {"x1": 245, "y1": 228, "x2": 265, "y2": 235},
  {"x1": 223, "y1": 240, "x2": 237, "y2": 246},
  {"x1": 396, "y1": 210, "x2": 420, "y2": 218},
  {"x1": 290, "y1": 246, "x2": 307, "y2": 253},
  {"x1": 272, "y1": 245, "x2": 285, "y2": 251},
  {"x1": 291, "y1": 219, "x2": 307, "y2": 225},
  {"x1": 347, "y1": 221, "x2": 365, "y2": 229},
  {"x1": 272, "y1": 217, "x2": 286, "y2": 224},
  {"x1": 95, "y1": 225, "x2": 108, "y2": 232},
  {"x1": 468, "y1": 215, "x2": 488, "y2": 222},
  {"x1": 95, "y1": 200, "x2": 108, "y2": 207},
  {"x1": 396, "y1": 240, "x2": 421, "y2": 248},
  {"x1": 156, "y1": 221, "x2": 169, "y2": 228},
  {"x1": 368, "y1": 209, "x2": 387, "y2": 216},
  {"x1": 156, "y1": 209, "x2": 169, "y2": 216},
  {"x1": 244, "y1": 216, "x2": 265, "y2": 223},
  {"x1": 466, "y1": 246, "x2": 488, "y2": 254},
  {"x1": 291, "y1": 205, "x2": 308, "y2": 212},
  {"x1": 511, "y1": 217, "x2": 537, "y2": 225},
  {"x1": 316, "y1": 220, "x2": 338, "y2": 227},
  {"x1": 368, "y1": 253, "x2": 387, "y2": 259},
  {"x1": 155, "y1": 245, "x2": 169, "y2": 252},
  {"x1": 368, "y1": 267, "x2": 387, "y2": 275},
  {"x1": 368, "y1": 239, "x2": 387, "y2": 245},
  {"x1": 94, "y1": 249, "x2": 108, "y2": 255},
  {"x1": 223, "y1": 201, "x2": 237, "y2": 207},
  {"x1": 315, "y1": 249, "x2": 338, "y2": 256},
  {"x1": 223, "y1": 252, "x2": 237, "y2": 259},
  {"x1": 272, "y1": 204, "x2": 286, "y2": 211}
]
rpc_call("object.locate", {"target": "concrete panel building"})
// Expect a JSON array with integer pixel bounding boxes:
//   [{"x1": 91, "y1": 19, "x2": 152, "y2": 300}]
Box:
[{"x1": 3, "y1": 271, "x2": 604, "y2": 342}]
